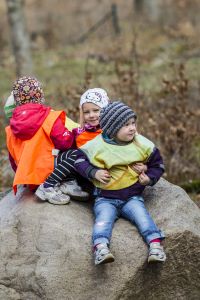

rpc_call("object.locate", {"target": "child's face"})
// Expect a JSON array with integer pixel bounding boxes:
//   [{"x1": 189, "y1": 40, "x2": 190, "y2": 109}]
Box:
[
  {"x1": 82, "y1": 102, "x2": 101, "y2": 126},
  {"x1": 115, "y1": 118, "x2": 136, "y2": 143}
]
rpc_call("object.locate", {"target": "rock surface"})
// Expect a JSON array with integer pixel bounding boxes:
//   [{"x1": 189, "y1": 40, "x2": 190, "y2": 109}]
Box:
[{"x1": 0, "y1": 179, "x2": 200, "y2": 300}]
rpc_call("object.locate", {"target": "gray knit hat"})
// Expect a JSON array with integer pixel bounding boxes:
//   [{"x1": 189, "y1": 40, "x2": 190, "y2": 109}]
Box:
[{"x1": 100, "y1": 101, "x2": 137, "y2": 138}]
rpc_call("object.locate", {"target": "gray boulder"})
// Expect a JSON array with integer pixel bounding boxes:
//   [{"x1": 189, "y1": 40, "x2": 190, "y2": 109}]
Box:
[{"x1": 0, "y1": 179, "x2": 200, "y2": 300}]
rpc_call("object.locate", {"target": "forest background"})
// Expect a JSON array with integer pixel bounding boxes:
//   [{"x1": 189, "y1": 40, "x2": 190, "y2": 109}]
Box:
[{"x1": 0, "y1": 0, "x2": 199, "y2": 205}]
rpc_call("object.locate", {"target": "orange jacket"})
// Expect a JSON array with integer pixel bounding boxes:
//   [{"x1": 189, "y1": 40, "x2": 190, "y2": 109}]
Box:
[
  {"x1": 5, "y1": 110, "x2": 65, "y2": 192},
  {"x1": 76, "y1": 129, "x2": 102, "y2": 148}
]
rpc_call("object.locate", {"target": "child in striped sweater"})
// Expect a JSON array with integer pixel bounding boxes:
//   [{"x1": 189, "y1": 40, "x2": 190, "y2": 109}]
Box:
[{"x1": 35, "y1": 88, "x2": 109, "y2": 204}]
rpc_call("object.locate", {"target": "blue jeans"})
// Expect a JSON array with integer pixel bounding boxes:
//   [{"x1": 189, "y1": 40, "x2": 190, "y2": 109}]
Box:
[{"x1": 92, "y1": 196, "x2": 165, "y2": 247}]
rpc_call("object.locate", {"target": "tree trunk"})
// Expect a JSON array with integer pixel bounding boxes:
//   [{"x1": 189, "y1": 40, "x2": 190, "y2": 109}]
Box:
[
  {"x1": 134, "y1": 0, "x2": 144, "y2": 14},
  {"x1": 144, "y1": 0, "x2": 162, "y2": 22},
  {"x1": 134, "y1": 0, "x2": 163, "y2": 22},
  {"x1": 6, "y1": 0, "x2": 33, "y2": 76}
]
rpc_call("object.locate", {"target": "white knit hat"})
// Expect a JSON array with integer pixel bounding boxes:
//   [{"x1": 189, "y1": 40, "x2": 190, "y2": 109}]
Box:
[{"x1": 80, "y1": 88, "x2": 109, "y2": 108}]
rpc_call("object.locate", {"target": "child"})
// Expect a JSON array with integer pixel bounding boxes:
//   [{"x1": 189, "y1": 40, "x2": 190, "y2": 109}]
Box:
[
  {"x1": 5, "y1": 76, "x2": 78, "y2": 205},
  {"x1": 35, "y1": 88, "x2": 109, "y2": 202},
  {"x1": 75, "y1": 101, "x2": 166, "y2": 265}
]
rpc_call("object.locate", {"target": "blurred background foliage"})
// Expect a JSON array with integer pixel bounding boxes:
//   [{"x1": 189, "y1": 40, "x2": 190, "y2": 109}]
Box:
[{"x1": 0, "y1": 0, "x2": 199, "y2": 204}]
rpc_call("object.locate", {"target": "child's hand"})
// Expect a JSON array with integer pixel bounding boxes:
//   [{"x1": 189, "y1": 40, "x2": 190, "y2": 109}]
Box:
[
  {"x1": 131, "y1": 162, "x2": 147, "y2": 174},
  {"x1": 139, "y1": 172, "x2": 150, "y2": 185},
  {"x1": 95, "y1": 170, "x2": 111, "y2": 184}
]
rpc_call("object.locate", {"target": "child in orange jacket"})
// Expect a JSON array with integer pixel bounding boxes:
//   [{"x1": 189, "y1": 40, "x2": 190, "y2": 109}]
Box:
[{"x1": 6, "y1": 76, "x2": 77, "y2": 204}]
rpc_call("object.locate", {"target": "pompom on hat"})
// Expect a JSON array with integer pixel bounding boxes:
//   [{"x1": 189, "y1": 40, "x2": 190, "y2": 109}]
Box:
[
  {"x1": 13, "y1": 76, "x2": 45, "y2": 106},
  {"x1": 80, "y1": 88, "x2": 109, "y2": 109},
  {"x1": 100, "y1": 101, "x2": 137, "y2": 138}
]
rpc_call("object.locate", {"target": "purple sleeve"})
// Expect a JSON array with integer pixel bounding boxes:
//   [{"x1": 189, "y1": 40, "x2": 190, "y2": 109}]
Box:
[
  {"x1": 50, "y1": 117, "x2": 75, "y2": 151},
  {"x1": 146, "y1": 147, "x2": 165, "y2": 185},
  {"x1": 74, "y1": 150, "x2": 99, "y2": 179},
  {"x1": 9, "y1": 152, "x2": 17, "y2": 172}
]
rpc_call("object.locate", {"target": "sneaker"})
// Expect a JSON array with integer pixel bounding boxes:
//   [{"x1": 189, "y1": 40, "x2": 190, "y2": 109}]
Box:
[
  {"x1": 60, "y1": 180, "x2": 89, "y2": 201},
  {"x1": 148, "y1": 242, "x2": 166, "y2": 263},
  {"x1": 35, "y1": 184, "x2": 70, "y2": 205},
  {"x1": 94, "y1": 243, "x2": 115, "y2": 265}
]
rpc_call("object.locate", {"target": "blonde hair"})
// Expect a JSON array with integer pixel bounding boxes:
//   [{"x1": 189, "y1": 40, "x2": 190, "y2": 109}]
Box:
[{"x1": 79, "y1": 105, "x2": 84, "y2": 128}]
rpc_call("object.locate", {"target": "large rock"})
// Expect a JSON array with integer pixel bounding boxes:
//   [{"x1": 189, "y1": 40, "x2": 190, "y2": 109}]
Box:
[{"x1": 0, "y1": 179, "x2": 200, "y2": 300}]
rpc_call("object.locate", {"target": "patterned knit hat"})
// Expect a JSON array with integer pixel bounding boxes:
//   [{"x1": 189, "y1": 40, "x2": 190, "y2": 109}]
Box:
[
  {"x1": 13, "y1": 76, "x2": 45, "y2": 106},
  {"x1": 80, "y1": 88, "x2": 109, "y2": 108},
  {"x1": 100, "y1": 101, "x2": 137, "y2": 138}
]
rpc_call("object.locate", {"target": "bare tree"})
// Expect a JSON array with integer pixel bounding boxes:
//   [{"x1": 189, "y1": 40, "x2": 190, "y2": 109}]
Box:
[{"x1": 6, "y1": 0, "x2": 32, "y2": 76}]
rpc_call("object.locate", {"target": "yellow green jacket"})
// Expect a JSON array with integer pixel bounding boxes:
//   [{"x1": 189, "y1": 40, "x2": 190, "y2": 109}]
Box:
[{"x1": 80, "y1": 133, "x2": 155, "y2": 190}]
